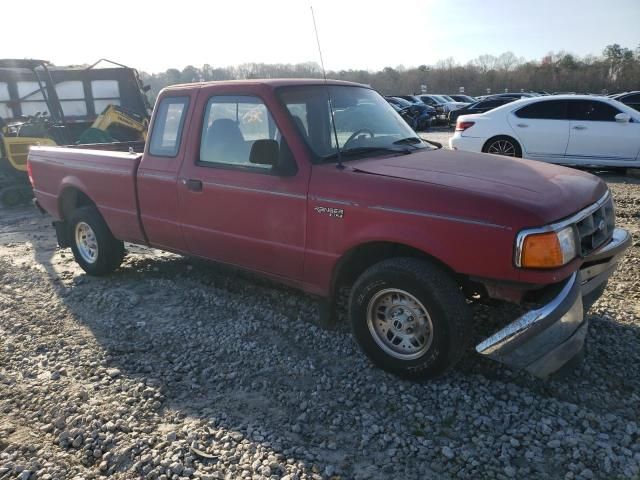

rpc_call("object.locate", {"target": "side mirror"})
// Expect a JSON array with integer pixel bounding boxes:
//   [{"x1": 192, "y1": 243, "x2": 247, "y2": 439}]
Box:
[
  {"x1": 615, "y1": 112, "x2": 631, "y2": 123},
  {"x1": 250, "y1": 139, "x2": 279, "y2": 166},
  {"x1": 249, "y1": 139, "x2": 297, "y2": 176}
]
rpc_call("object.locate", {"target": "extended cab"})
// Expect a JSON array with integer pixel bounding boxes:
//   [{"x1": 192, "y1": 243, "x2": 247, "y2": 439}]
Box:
[{"x1": 28, "y1": 79, "x2": 631, "y2": 379}]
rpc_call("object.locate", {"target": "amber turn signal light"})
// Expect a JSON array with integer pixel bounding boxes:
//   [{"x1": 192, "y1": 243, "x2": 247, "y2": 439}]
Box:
[
  {"x1": 521, "y1": 232, "x2": 564, "y2": 268},
  {"x1": 517, "y1": 226, "x2": 577, "y2": 269}
]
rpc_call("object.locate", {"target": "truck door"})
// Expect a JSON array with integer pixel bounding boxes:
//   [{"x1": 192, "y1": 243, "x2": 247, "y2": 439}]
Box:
[
  {"x1": 177, "y1": 92, "x2": 309, "y2": 282},
  {"x1": 137, "y1": 94, "x2": 193, "y2": 252}
]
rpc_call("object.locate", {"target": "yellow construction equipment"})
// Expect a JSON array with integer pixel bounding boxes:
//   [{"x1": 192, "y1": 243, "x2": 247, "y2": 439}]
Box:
[
  {"x1": 76, "y1": 105, "x2": 149, "y2": 144},
  {"x1": 0, "y1": 58, "x2": 151, "y2": 206}
]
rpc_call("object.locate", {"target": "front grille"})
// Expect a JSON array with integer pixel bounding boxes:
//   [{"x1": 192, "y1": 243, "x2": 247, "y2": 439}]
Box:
[{"x1": 575, "y1": 197, "x2": 615, "y2": 256}]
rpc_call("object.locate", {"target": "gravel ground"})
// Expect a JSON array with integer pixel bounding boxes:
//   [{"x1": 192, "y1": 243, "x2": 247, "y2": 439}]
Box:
[{"x1": 0, "y1": 156, "x2": 639, "y2": 479}]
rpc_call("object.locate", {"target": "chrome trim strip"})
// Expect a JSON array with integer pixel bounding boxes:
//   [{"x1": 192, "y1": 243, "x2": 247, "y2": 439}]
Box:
[
  {"x1": 309, "y1": 196, "x2": 355, "y2": 206},
  {"x1": 369, "y1": 206, "x2": 511, "y2": 230},
  {"x1": 199, "y1": 181, "x2": 306, "y2": 200},
  {"x1": 476, "y1": 272, "x2": 579, "y2": 356},
  {"x1": 514, "y1": 190, "x2": 612, "y2": 267}
]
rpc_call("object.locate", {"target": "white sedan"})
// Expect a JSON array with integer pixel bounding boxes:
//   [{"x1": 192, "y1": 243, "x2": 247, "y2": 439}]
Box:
[{"x1": 449, "y1": 95, "x2": 640, "y2": 168}]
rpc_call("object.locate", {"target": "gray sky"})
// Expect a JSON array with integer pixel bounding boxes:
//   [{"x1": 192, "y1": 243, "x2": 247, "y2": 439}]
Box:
[{"x1": 4, "y1": 0, "x2": 639, "y2": 73}]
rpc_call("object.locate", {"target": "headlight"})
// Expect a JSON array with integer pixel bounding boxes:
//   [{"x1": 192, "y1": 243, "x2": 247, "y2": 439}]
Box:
[{"x1": 516, "y1": 226, "x2": 577, "y2": 268}]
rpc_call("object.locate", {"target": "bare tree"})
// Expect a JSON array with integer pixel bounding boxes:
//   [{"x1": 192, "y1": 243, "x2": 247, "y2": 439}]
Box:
[{"x1": 141, "y1": 44, "x2": 640, "y2": 103}]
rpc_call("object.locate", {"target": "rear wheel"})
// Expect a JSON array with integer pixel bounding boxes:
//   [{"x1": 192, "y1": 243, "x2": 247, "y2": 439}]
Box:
[
  {"x1": 349, "y1": 258, "x2": 472, "y2": 379},
  {"x1": 482, "y1": 135, "x2": 522, "y2": 157},
  {"x1": 68, "y1": 206, "x2": 124, "y2": 275}
]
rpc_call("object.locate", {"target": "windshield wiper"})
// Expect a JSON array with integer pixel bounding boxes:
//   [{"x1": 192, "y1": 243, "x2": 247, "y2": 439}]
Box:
[
  {"x1": 394, "y1": 136, "x2": 442, "y2": 150},
  {"x1": 393, "y1": 136, "x2": 423, "y2": 146},
  {"x1": 323, "y1": 146, "x2": 413, "y2": 161}
]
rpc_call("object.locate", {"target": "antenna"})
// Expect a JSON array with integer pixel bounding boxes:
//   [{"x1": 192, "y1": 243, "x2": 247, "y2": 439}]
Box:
[{"x1": 311, "y1": 5, "x2": 343, "y2": 169}]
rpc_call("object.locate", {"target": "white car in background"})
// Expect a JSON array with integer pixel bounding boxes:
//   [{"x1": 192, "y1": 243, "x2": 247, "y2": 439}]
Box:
[{"x1": 449, "y1": 95, "x2": 640, "y2": 168}]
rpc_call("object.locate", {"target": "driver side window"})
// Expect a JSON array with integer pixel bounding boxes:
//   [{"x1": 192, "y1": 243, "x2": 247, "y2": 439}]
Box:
[{"x1": 199, "y1": 95, "x2": 280, "y2": 170}]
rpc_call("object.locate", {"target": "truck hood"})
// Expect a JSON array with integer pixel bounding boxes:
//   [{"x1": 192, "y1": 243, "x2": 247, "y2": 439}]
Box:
[{"x1": 350, "y1": 148, "x2": 607, "y2": 225}]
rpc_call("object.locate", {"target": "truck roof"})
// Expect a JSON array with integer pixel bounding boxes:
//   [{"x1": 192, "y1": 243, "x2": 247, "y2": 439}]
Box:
[{"x1": 163, "y1": 78, "x2": 367, "y2": 91}]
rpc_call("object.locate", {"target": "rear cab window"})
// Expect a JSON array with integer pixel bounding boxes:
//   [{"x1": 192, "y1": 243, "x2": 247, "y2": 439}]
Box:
[{"x1": 149, "y1": 96, "x2": 190, "y2": 157}]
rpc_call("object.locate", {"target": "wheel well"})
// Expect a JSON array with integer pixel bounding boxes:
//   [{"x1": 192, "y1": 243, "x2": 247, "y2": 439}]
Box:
[
  {"x1": 59, "y1": 187, "x2": 95, "y2": 220},
  {"x1": 482, "y1": 135, "x2": 522, "y2": 154},
  {"x1": 330, "y1": 242, "x2": 457, "y2": 298}
]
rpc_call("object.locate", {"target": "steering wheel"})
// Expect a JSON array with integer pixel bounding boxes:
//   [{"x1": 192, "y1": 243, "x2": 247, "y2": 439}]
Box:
[{"x1": 343, "y1": 128, "x2": 374, "y2": 149}]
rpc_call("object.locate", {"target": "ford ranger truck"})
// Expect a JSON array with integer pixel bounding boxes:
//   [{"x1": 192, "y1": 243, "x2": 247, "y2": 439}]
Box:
[{"x1": 28, "y1": 80, "x2": 631, "y2": 379}]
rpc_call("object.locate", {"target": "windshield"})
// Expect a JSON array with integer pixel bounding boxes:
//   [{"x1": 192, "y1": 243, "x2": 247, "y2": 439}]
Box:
[
  {"x1": 440, "y1": 95, "x2": 455, "y2": 102},
  {"x1": 424, "y1": 95, "x2": 443, "y2": 104},
  {"x1": 279, "y1": 85, "x2": 429, "y2": 162},
  {"x1": 433, "y1": 95, "x2": 449, "y2": 103},
  {"x1": 391, "y1": 97, "x2": 412, "y2": 107}
]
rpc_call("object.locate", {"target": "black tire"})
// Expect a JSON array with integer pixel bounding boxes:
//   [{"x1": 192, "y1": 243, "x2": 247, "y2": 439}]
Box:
[
  {"x1": 482, "y1": 135, "x2": 522, "y2": 158},
  {"x1": 349, "y1": 257, "x2": 472, "y2": 379},
  {"x1": 68, "y1": 206, "x2": 124, "y2": 275}
]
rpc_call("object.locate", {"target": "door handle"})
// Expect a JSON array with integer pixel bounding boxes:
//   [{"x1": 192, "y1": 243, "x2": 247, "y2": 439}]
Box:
[
  {"x1": 182, "y1": 178, "x2": 203, "y2": 192},
  {"x1": 572, "y1": 125, "x2": 587, "y2": 130},
  {"x1": 516, "y1": 123, "x2": 528, "y2": 128}
]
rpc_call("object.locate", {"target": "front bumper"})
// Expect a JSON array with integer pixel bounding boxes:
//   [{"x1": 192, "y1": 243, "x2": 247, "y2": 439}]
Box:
[{"x1": 476, "y1": 227, "x2": 631, "y2": 377}]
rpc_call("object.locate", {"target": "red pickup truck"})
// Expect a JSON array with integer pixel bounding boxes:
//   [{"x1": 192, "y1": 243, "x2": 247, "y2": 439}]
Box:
[{"x1": 28, "y1": 79, "x2": 630, "y2": 379}]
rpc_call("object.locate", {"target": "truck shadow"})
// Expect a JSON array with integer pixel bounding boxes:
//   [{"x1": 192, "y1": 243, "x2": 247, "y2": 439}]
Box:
[{"x1": 3, "y1": 202, "x2": 639, "y2": 479}]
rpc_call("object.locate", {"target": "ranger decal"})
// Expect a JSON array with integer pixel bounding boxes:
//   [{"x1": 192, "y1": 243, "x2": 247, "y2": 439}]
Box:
[{"x1": 314, "y1": 206, "x2": 344, "y2": 219}]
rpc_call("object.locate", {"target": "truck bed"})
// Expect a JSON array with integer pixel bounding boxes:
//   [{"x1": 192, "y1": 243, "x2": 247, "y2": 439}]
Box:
[{"x1": 28, "y1": 145, "x2": 147, "y2": 244}]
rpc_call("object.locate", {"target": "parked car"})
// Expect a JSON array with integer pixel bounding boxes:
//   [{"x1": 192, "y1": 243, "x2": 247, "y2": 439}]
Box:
[
  {"x1": 448, "y1": 94, "x2": 477, "y2": 103},
  {"x1": 386, "y1": 96, "x2": 434, "y2": 130},
  {"x1": 415, "y1": 95, "x2": 462, "y2": 124},
  {"x1": 435, "y1": 94, "x2": 471, "y2": 107},
  {"x1": 396, "y1": 95, "x2": 445, "y2": 122},
  {"x1": 450, "y1": 95, "x2": 640, "y2": 168},
  {"x1": 610, "y1": 91, "x2": 640, "y2": 112},
  {"x1": 485, "y1": 93, "x2": 538, "y2": 100},
  {"x1": 29, "y1": 80, "x2": 630, "y2": 380},
  {"x1": 385, "y1": 98, "x2": 418, "y2": 130},
  {"x1": 432, "y1": 94, "x2": 469, "y2": 108},
  {"x1": 395, "y1": 95, "x2": 424, "y2": 104},
  {"x1": 448, "y1": 97, "x2": 518, "y2": 125}
]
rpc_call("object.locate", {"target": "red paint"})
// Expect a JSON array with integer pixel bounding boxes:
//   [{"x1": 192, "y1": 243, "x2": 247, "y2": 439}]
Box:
[{"x1": 29, "y1": 79, "x2": 607, "y2": 298}]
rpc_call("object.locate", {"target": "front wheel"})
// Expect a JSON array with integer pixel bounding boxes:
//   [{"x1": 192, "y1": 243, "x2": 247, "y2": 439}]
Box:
[
  {"x1": 349, "y1": 258, "x2": 472, "y2": 379},
  {"x1": 68, "y1": 206, "x2": 124, "y2": 275}
]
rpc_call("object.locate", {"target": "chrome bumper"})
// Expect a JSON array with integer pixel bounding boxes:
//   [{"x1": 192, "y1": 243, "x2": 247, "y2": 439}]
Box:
[{"x1": 476, "y1": 227, "x2": 631, "y2": 377}]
